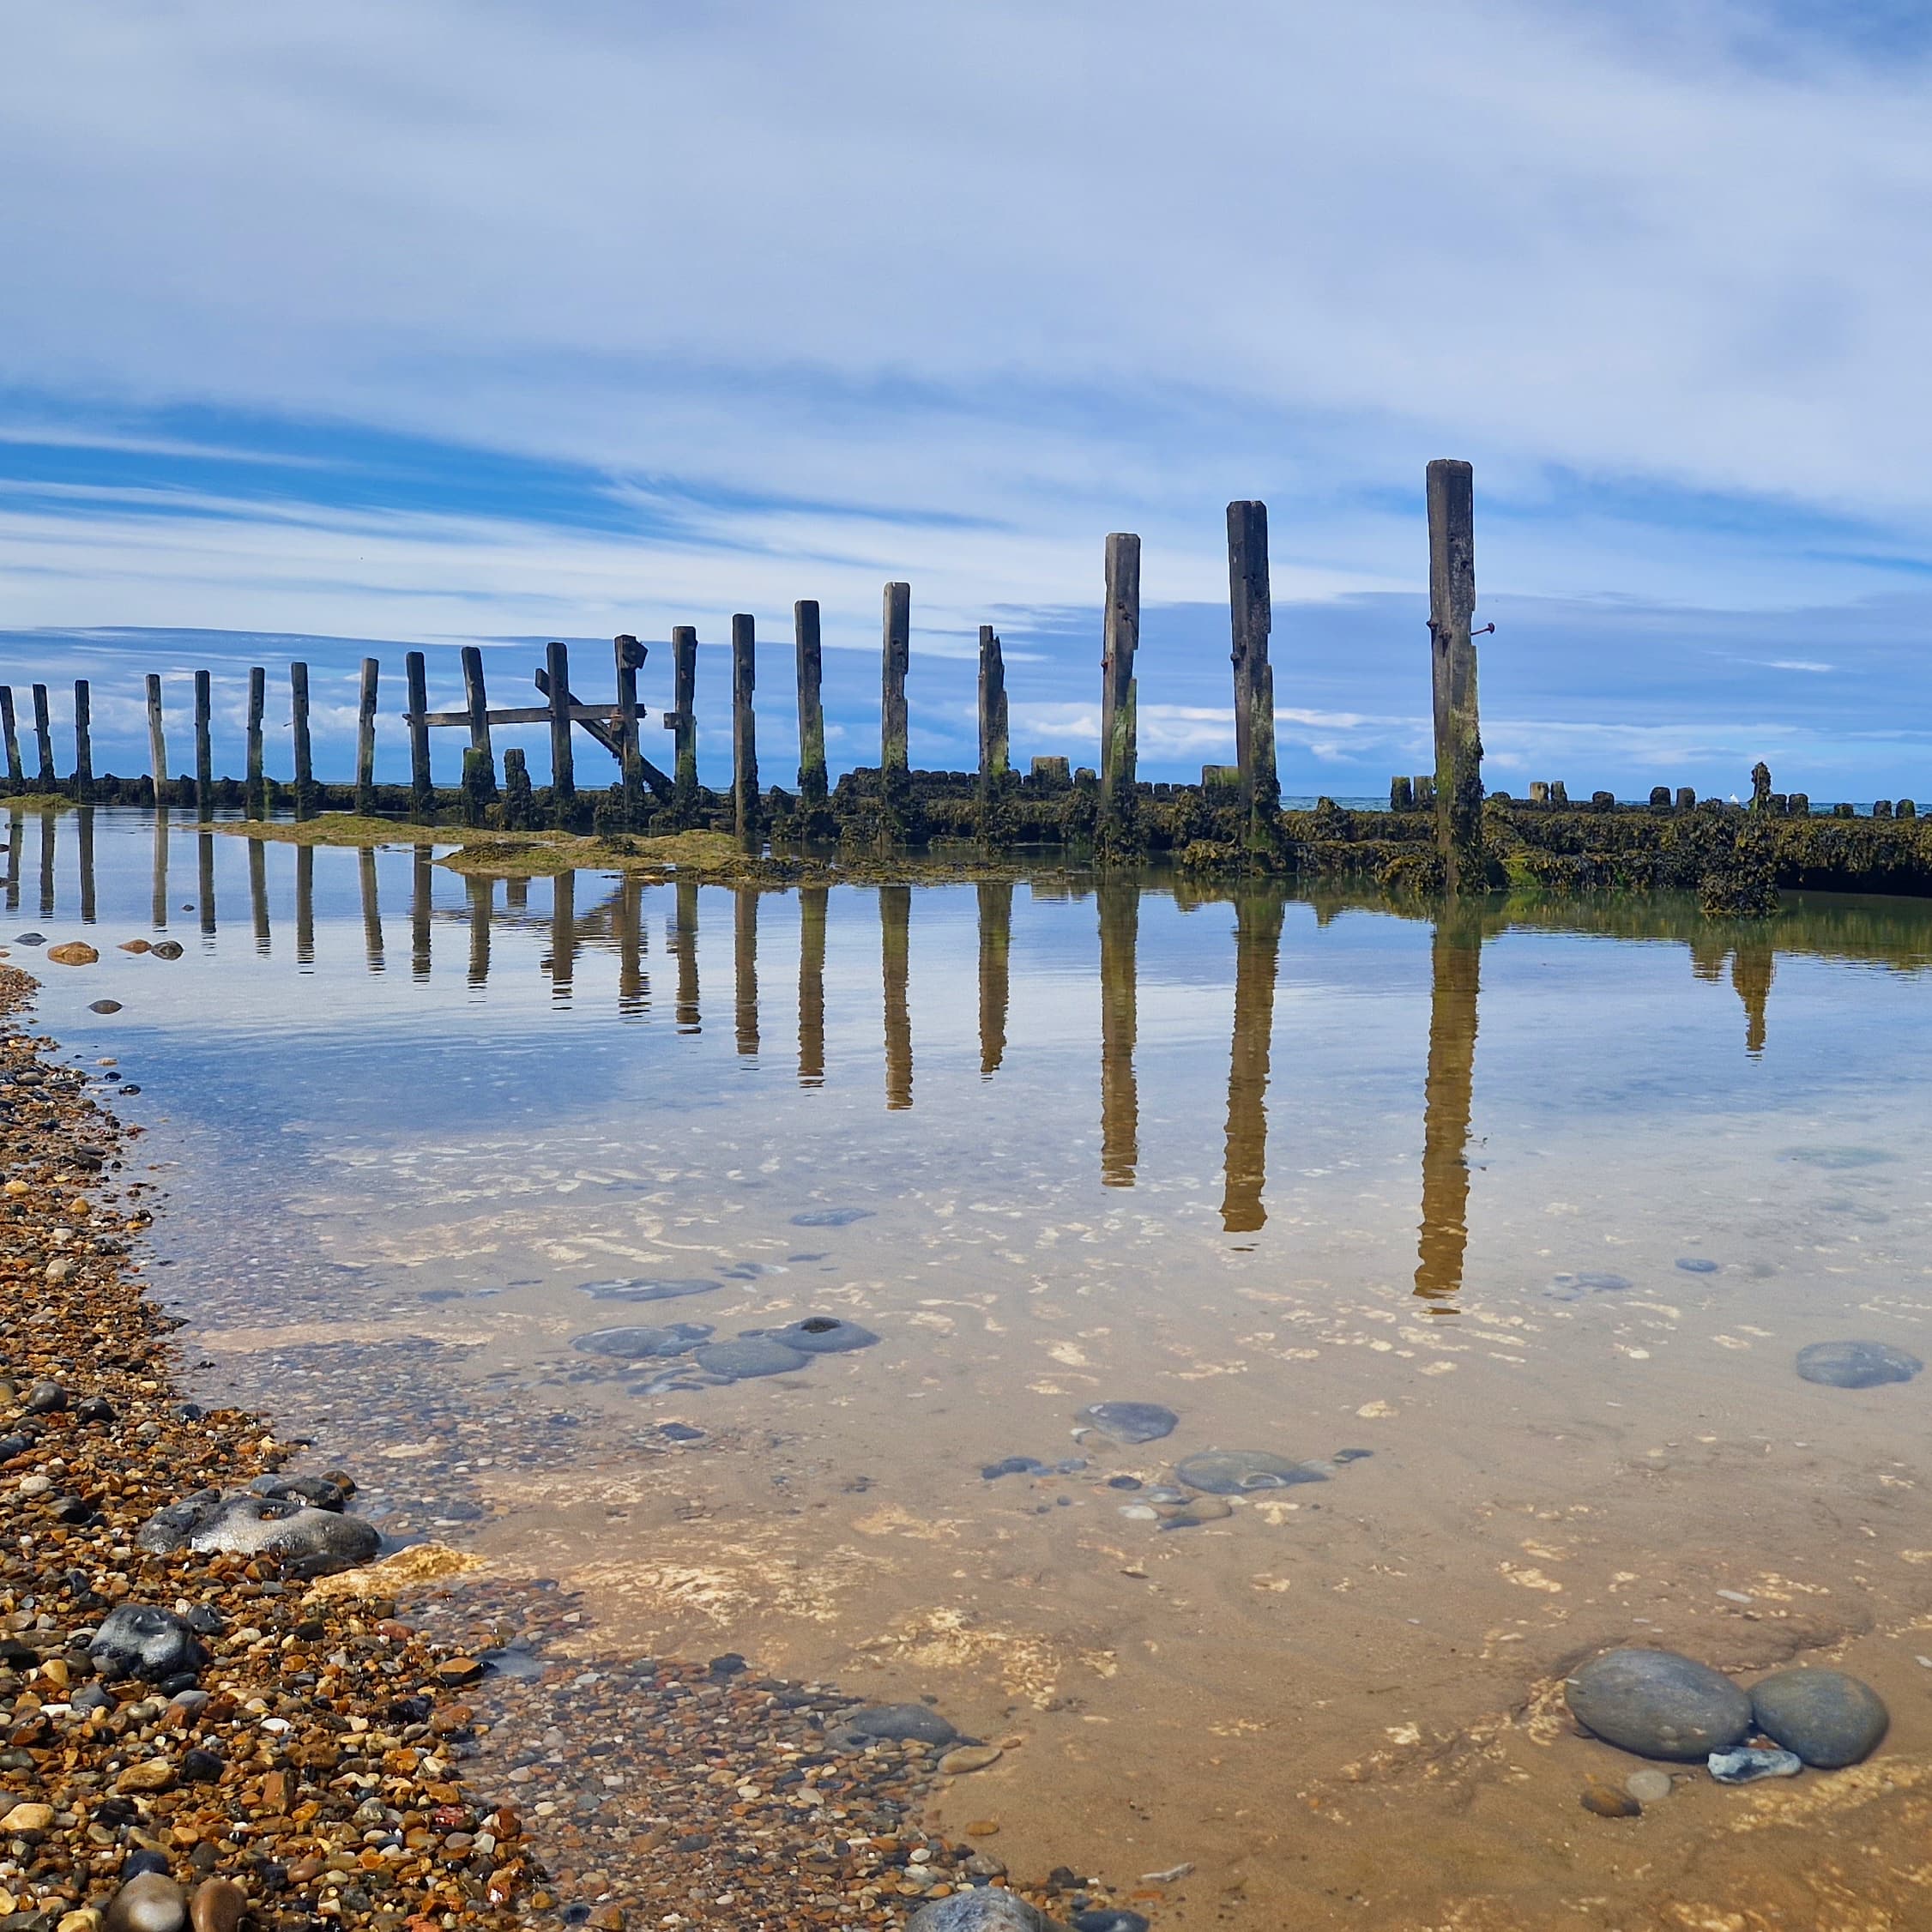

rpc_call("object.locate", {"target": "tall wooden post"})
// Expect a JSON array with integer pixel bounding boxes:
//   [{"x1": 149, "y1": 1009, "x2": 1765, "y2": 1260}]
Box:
[
  {"x1": 1101, "y1": 534, "x2": 1140, "y2": 833},
  {"x1": 150, "y1": 806, "x2": 168, "y2": 930},
  {"x1": 193, "y1": 670, "x2": 213, "y2": 815},
  {"x1": 355, "y1": 658, "x2": 379, "y2": 814},
  {"x1": 1427, "y1": 459, "x2": 1484, "y2": 893},
  {"x1": 407, "y1": 650, "x2": 434, "y2": 818},
  {"x1": 731, "y1": 613, "x2": 759, "y2": 841},
  {"x1": 460, "y1": 645, "x2": 494, "y2": 820},
  {"x1": 1227, "y1": 501, "x2": 1278, "y2": 848},
  {"x1": 0, "y1": 691, "x2": 20, "y2": 787},
  {"x1": 30, "y1": 685, "x2": 54, "y2": 790},
  {"x1": 245, "y1": 666, "x2": 266, "y2": 819},
  {"x1": 670, "y1": 626, "x2": 698, "y2": 806},
  {"x1": 145, "y1": 675, "x2": 168, "y2": 804},
  {"x1": 794, "y1": 601, "x2": 828, "y2": 804},
  {"x1": 545, "y1": 640, "x2": 575, "y2": 809},
  {"x1": 614, "y1": 635, "x2": 643, "y2": 825},
  {"x1": 881, "y1": 582, "x2": 911, "y2": 781},
  {"x1": 72, "y1": 682, "x2": 94, "y2": 802},
  {"x1": 290, "y1": 662, "x2": 315, "y2": 818},
  {"x1": 977, "y1": 625, "x2": 1009, "y2": 791}
]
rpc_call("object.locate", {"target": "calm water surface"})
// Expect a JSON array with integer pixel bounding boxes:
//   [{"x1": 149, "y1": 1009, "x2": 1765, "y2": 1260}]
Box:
[{"x1": 15, "y1": 807, "x2": 1932, "y2": 1929}]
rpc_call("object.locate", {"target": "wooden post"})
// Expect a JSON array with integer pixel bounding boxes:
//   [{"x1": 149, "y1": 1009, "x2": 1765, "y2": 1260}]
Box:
[
  {"x1": 194, "y1": 670, "x2": 213, "y2": 816},
  {"x1": 794, "y1": 601, "x2": 828, "y2": 805},
  {"x1": 145, "y1": 675, "x2": 168, "y2": 805},
  {"x1": 462, "y1": 645, "x2": 493, "y2": 773},
  {"x1": 545, "y1": 640, "x2": 574, "y2": 809},
  {"x1": 1101, "y1": 534, "x2": 1140, "y2": 835},
  {"x1": 977, "y1": 625, "x2": 1009, "y2": 791},
  {"x1": 614, "y1": 635, "x2": 643, "y2": 825},
  {"x1": 290, "y1": 662, "x2": 314, "y2": 818},
  {"x1": 356, "y1": 658, "x2": 379, "y2": 814},
  {"x1": 72, "y1": 681, "x2": 94, "y2": 802},
  {"x1": 245, "y1": 666, "x2": 266, "y2": 819},
  {"x1": 1227, "y1": 501, "x2": 1278, "y2": 848},
  {"x1": 798, "y1": 884, "x2": 827, "y2": 1086},
  {"x1": 0, "y1": 690, "x2": 20, "y2": 787},
  {"x1": 1427, "y1": 459, "x2": 1484, "y2": 893},
  {"x1": 881, "y1": 582, "x2": 911, "y2": 781},
  {"x1": 407, "y1": 650, "x2": 433, "y2": 818},
  {"x1": 670, "y1": 625, "x2": 698, "y2": 805},
  {"x1": 731, "y1": 613, "x2": 759, "y2": 841},
  {"x1": 734, "y1": 887, "x2": 759, "y2": 1056},
  {"x1": 881, "y1": 883, "x2": 912, "y2": 1110},
  {"x1": 31, "y1": 685, "x2": 54, "y2": 789}
]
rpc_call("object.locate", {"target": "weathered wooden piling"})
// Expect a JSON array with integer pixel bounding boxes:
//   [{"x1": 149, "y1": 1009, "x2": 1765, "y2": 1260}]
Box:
[
  {"x1": 1390, "y1": 776, "x2": 1414, "y2": 812},
  {"x1": 461, "y1": 645, "x2": 493, "y2": 776},
  {"x1": 976, "y1": 880, "x2": 1011, "y2": 1078},
  {"x1": 193, "y1": 671, "x2": 213, "y2": 816},
  {"x1": 1415, "y1": 910, "x2": 1480, "y2": 1301},
  {"x1": 1101, "y1": 534, "x2": 1141, "y2": 842},
  {"x1": 977, "y1": 626, "x2": 1009, "y2": 794},
  {"x1": 1227, "y1": 502, "x2": 1279, "y2": 849},
  {"x1": 794, "y1": 601, "x2": 828, "y2": 806},
  {"x1": 245, "y1": 667, "x2": 266, "y2": 819},
  {"x1": 72, "y1": 682, "x2": 93, "y2": 803},
  {"x1": 0, "y1": 691, "x2": 20, "y2": 787},
  {"x1": 881, "y1": 883, "x2": 912, "y2": 1110},
  {"x1": 542, "y1": 641, "x2": 574, "y2": 811},
  {"x1": 290, "y1": 662, "x2": 315, "y2": 818},
  {"x1": 407, "y1": 652, "x2": 434, "y2": 818},
  {"x1": 881, "y1": 583, "x2": 911, "y2": 782},
  {"x1": 614, "y1": 635, "x2": 643, "y2": 824},
  {"x1": 731, "y1": 614, "x2": 759, "y2": 841},
  {"x1": 798, "y1": 885, "x2": 827, "y2": 1087},
  {"x1": 1098, "y1": 878, "x2": 1139, "y2": 1186},
  {"x1": 500, "y1": 747, "x2": 534, "y2": 828},
  {"x1": 1221, "y1": 889, "x2": 1284, "y2": 1234},
  {"x1": 144, "y1": 676, "x2": 168, "y2": 802},
  {"x1": 734, "y1": 888, "x2": 759, "y2": 1057},
  {"x1": 30, "y1": 686, "x2": 54, "y2": 790},
  {"x1": 355, "y1": 659, "x2": 379, "y2": 814},
  {"x1": 668, "y1": 626, "x2": 699, "y2": 807},
  {"x1": 1426, "y1": 459, "x2": 1485, "y2": 893}
]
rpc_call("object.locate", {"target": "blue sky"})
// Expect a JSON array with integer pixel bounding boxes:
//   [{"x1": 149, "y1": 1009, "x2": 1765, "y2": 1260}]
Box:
[{"x1": 2, "y1": 2, "x2": 1930, "y2": 797}]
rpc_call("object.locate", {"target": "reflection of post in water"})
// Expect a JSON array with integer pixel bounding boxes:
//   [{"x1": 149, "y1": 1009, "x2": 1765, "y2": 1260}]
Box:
[
  {"x1": 150, "y1": 811, "x2": 169, "y2": 931},
  {"x1": 504, "y1": 877, "x2": 530, "y2": 915},
  {"x1": 734, "y1": 888, "x2": 759, "y2": 1056},
  {"x1": 881, "y1": 884, "x2": 912, "y2": 1110},
  {"x1": 1098, "y1": 880, "x2": 1139, "y2": 1186},
  {"x1": 4, "y1": 815, "x2": 21, "y2": 915},
  {"x1": 295, "y1": 846, "x2": 314, "y2": 967},
  {"x1": 358, "y1": 846, "x2": 383, "y2": 973},
  {"x1": 671, "y1": 879, "x2": 700, "y2": 1033},
  {"x1": 197, "y1": 833, "x2": 216, "y2": 938},
  {"x1": 1731, "y1": 939, "x2": 1773, "y2": 1057},
  {"x1": 548, "y1": 869, "x2": 577, "y2": 1002},
  {"x1": 616, "y1": 875, "x2": 646, "y2": 1015},
  {"x1": 1415, "y1": 914, "x2": 1482, "y2": 1304},
  {"x1": 39, "y1": 812, "x2": 55, "y2": 921},
  {"x1": 77, "y1": 809, "x2": 96, "y2": 926},
  {"x1": 976, "y1": 880, "x2": 1011, "y2": 1078},
  {"x1": 411, "y1": 846, "x2": 433, "y2": 982},
  {"x1": 465, "y1": 874, "x2": 492, "y2": 988},
  {"x1": 247, "y1": 838, "x2": 269, "y2": 954},
  {"x1": 798, "y1": 885, "x2": 827, "y2": 1087},
  {"x1": 1220, "y1": 891, "x2": 1284, "y2": 1235}
]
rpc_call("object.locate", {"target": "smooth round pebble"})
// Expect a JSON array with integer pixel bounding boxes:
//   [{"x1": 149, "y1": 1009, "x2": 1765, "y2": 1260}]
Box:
[
  {"x1": 1749, "y1": 1667, "x2": 1888, "y2": 1767},
  {"x1": 939, "y1": 1744, "x2": 1002, "y2": 1775},
  {"x1": 1565, "y1": 1648, "x2": 1751, "y2": 1760},
  {"x1": 104, "y1": 1871, "x2": 186, "y2": 1932},
  {"x1": 842, "y1": 1701, "x2": 957, "y2": 1745},
  {"x1": 1795, "y1": 1340, "x2": 1922, "y2": 1389},
  {"x1": 692, "y1": 1337, "x2": 812, "y2": 1379},
  {"x1": 88, "y1": 999, "x2": 123, "y2": 1014},
  {"x1": 1078, "y1": 1401, "x2": 1177, "y2": 1445},
  {"x1": 1625, "y1": 1768, "x2": 1674, "y2": 1804},
  {"x1": 1675, "y1": 1257, "x2": 1719, "y2": 1274},
  {"x1": 585, "y1": 1277, "x2": 721, "y2": 1302},
  {"x1": 1580, "y1": 1779, "x2": 1639, "y2": 1817},
  {"x1": 1176, "y1": 1448, "x2": 1325, "y2": 1494},
  {"x1": 766, "y1": 1314, "x2": 879, "y2": 1354},
  {"x1": 789, "y1": 1206, "x2": 874, "y2": 1227},
  {"x1": 571, "y1": 1323, "x2": 711, "y2": 1359}
]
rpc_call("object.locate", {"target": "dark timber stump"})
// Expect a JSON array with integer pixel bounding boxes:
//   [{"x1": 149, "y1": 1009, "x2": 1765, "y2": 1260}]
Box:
[
  {"x1": 731, "y1": 614, "x2": 759, "y2": 842},
  {"x1": 245, "y1": 667, "x2": 265, "y2": 819},
  {"x1": 72, "y1": 682, "x2": 93, "y2": 803},
  {"x1": 1426, "y1": 459, "x2": 1484, "y2": 893},
  {"x1": 668, "y1": 625, "x2": 699, "y2": 816},
  {"x1": 356, "y1": 658, "x2": 380, "y2": 814},
  {"x1": 1227, "y1": 502, "x2": 1279, "y2": 853},
  {"x1": 977, "y1": 625, "x2": 1009, "y2": 794},
  {"x1": 880, "y1": 582, "x2": 911, "y2": 833},
  {"x1": 145, "y1": 676, "x2": 168, "y2": 804},
  {"x1": 794, "y1": 601, "x2": 828, "y2": 806},
  {"x1": 30, "y1": 685, "x2": 54, "y2": 791},
  {"x1": 194, "y1": 670, "x2": 213, "y2": 816},
  {"x1": 0, "y1": 690, "x2": 20, "y2": 787},
  {"x1": 1101, "y1": 534, "x2": 1141, "y2": 853},
  {"x1": 408, "y1": 651, "x2": 435, "y2": 819},
  {"x1": 290, "y1": 662, "x2": 315, "y2": 818}
]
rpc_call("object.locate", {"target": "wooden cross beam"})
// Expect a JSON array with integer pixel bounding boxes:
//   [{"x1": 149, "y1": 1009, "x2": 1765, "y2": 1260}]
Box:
[{"x1": 532, "y1": 667, "x2": 675, "y2": 799}]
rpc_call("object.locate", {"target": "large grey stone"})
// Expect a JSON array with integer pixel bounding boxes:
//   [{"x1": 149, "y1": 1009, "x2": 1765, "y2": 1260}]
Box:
[
  {"x1": 88, "y1": 1605, "x2": 204, "y2": 1684},
  {"x1": 136, "y1": 1489, "x2": 379, "y2": 1566},
  {"x1": 908, "y1": 1892, "x2": 1066, "y2": 1931},
  {"x1": 694, "y1": 1336, "x2": 812, "y2": 1380},
  {"x1": 840, "y1": 1702, "x2": 957, "y2": 1745},
  {"x1": 1175, "y1": 1448, "x2": 1325, "y2": 1494},
  {"x1": 1078, "y1": 1402, "x2": 1176, "y2": 1445},
  {"x1": 765, "y1": 1315, "x2": 878, "y2": 1354},
  {"x1": 1565, "y1": 1648, "x2": 1751, "y2": 1761},
  {"x1": 1750, "y1": 1668, "x2": 1889, "y2": 1767},
  {"x1": 571, "y1": 1323, "x2": 712, "y2": 1359},
  {"x1": 1795, "y1": 1340, "x2": 1922, "y2": 1389}
]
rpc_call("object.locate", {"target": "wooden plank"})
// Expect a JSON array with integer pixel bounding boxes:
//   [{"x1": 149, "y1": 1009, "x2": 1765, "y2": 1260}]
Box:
[
  {"x1": 194, "y1": 670, "x2": 213, "y2": 812},
  {"x1": 546, "y1": 641, "x2": 574, "y2": 800},
  {"x1": 1426, "y1": 458, "x2": 1483, "y2": 892},
  {"x1": 1227, "y1": 501, "x2": 1277, "y2": 840},
  {"x1": 73, "y1": 681, "x2": 94, "y2": 801},
  {"x1": 794, "y1": 600, "x2": 827, "y2": 803},
  {"x1": 356, "y1": 658, "x2": 378, "y2": 812},
  {"x1": 1101, "y1": 533, "x2": 1140, "y2": 818},
  {"x1": 406, "y1": 651, "x2": 432, "y2": 807},
  {"x1": 0, "y1": 689, "x2": 20, "y2": 786},
  {"x1": 881, "y1": 582, "x2": 910, "y2": 776},
  {"x1": 731, "y1": 613, "x2": 758, "y2": 838},
  {"x1": 30, "y1": 685, "x2": 54, "y2": 788},
  {"x1": 290, "y1": 661, "x2": 314, "y2": 818},
  {"x1": 145, "y1": 675, "x2": 168, "y2": 797},
  {"x1": 529, "y1": 668, "x2": 674, "y2": 797}
]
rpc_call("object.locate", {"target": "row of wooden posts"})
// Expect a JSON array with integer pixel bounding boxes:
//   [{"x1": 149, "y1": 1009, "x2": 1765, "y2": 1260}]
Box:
[{"x1": 0, "y1": 462, "x2": 1488, "y2": 870}]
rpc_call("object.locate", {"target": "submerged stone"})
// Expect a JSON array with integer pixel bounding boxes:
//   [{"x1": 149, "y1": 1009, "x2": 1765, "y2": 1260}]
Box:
[
  {"x1": 1078, "y1": 1401, "x2": 1177, "y2": 1445},
  {"x1": 1072, "y1": 1914, "x2": 1150, "y2": 1932},
  {"x1": 693, "y1": 1336, "x2": 811, "y2": 1380},
  {"x1": 1176, "y1": 1449, "x2": 1325, "y2": 1494},
  {"x1": 149, "y1": 940, "x2": 184, "y2": 960},
  {"x1": 1782, "y1": 1145, "x2": 1893, "y2": 1168},
  {"x1": 1708, "y1": 1745, "x2": 1802, "y2": 1784},
  {"x1": 1795, "y1": 1340, "x2": 1922, "y2": 1389},
  {"x1": 571, "y1": 1323, "x2": 713, "y2": 1359},
  {"x1": 88, "y1": 999, "x2": 123, "y2": 1014},
  {"x1": 1624, "y1": 1768, "x2": 1674, "y2": 1804},
  {"x1": 789, "y1": 1207, "x2": 875, "y2": 1228},
  {"x1": 1749, "y1": 1668, "x2": 1888, "y2": 1767},
  {"x1": 842, "y1": 1702, "x2": 957, "y2": 1745},
  {"x1": 1544, "y1": 1271, "x2": 1633, "y2": 1301},
  {"x1": 583, "y1": 1277, "x2": 722, "y2": 1303},
  {"x1": 767, "y1": 1314, "x2": 878, "y2": 1354},
  {"x1": 982, "y1": 1457, "x2": 1047, "y2": 1481},
  {"x1": 1675, "y1": 1257, "x2": 1719, "y2": 1274},
  {"x1": 908, "y1": 1893, "x2": 1063, "y2": 1931},
  {"x1": 1565, "y1": 1649, "x2": 1751, "y2": 1761}
]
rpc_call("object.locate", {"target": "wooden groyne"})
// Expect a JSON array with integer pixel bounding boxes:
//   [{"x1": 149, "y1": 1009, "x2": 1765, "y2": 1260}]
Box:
[{"x1": 4, "y1": 463, "x2": 1928, "y2": 907}]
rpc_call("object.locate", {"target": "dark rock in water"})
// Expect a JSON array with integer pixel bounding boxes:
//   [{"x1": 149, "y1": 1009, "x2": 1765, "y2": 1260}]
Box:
[
  {"x1": 768, "y1": 1315, "x2": 878, "y2": 1354},
  {"x1": 1675, "y1": 1257, "x2": 1719, "y2": 1274},
  {"x1": 982, "y1": 1457, "x2": 1047, "y2": 1481},
  {"x1": 1795, "y1": 1340, "x2": 1922, "y2": 1389},
  {"x1": 584, "y1": 1277, "x2": 723, "y2": 1303},
  {"x1": 1176, "y1": 1449, "x2": 1325, "y2": 1494},
  {"x1": 1749, "y1": 1668, "x2": 1888, "y2": 1767},
  {"x1": 693, "y1": 1336, "x2": 811, "y2": 1380},
  {"x1": 149, "y1": 941, "x2": 184, "y2": 961},
  {"x1": 842, "y1": 1702, "x2": 958, "y2": 1745},
  {"x1": 1331, "y1": 1447, "x2": 1374, "y2": 1464},
  {"x1": 790, "y1": 1207, "x2": 875, "y2": 1228},
  {"x1": 1783, "y1": 1145, "x2": 1893, "y2": 1168},
  {"x1": 656, "y1": 1422, "x2": 705, "y2": 1442},
  {"x1": 88, "y1": 999, "x2": 123, "y2": 1015},
  {"x1": 1544, "y1": 1272, "x2": 1633, "y2": 1301},
  {"x1": 1107, "y1": 1475, "x2": 1144, "y2": 1490},
  {"x1": 247, "y1": 1474, "x2": 348, "y2": 1512},
  {"x1": 1072, "y1": 1913, "x2": 1149, "y2": 1932},
  {"x1": 1707, "y1": 1745, "x2": 1801, "y2": 1784},
  {"x1": 13, "y1": 933, "x2": 43, "y2": 947},
  {"x1": 571, "y1": 1323, "x2": 714, "y2": 1360},
  {"x1": 1078, "y1": 1401, "x2": 1177, "y2": 1446},
  {"x1": 89, "y1": 1605, "x2": 205, "y2": 1683},
  {"x1": 1565, "y1": 1649, "x2": 1751, "y2": 1760},
  {"x1": 909, "y1": 1893, "x2": 1065, "y2": 1931},
  {"x1": 135, "y1": 1489, "x2": 379, "y2": 1566}
]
